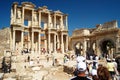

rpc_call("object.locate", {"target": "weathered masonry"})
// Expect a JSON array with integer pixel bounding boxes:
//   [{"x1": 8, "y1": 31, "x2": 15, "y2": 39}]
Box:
[
  {"x1": 69, "y1": 20, "x2": 120, "y2": 58},
  {"x1": 10, "y1": 2, "x2": 68, "y2": 54}
]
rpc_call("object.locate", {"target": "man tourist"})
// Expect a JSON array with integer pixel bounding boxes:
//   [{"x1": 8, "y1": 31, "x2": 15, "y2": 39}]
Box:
[
  {"x1": 76, "y1": 55, "x2": 86, "y2": 63},
  {"x1": 71, "y1": 62, "x2": 92, "y2": 80}
]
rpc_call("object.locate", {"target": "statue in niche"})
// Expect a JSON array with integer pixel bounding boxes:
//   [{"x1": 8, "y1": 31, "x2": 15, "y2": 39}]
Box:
[{"x1": 17, "y1": 10, "x2": 21, "y2": 18}]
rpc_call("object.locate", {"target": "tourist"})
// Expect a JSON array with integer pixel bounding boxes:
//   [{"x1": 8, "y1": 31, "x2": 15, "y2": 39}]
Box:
[
  {"x1": 97, "y1": 64, "x2": 103, "y2": 69},
  {"x1": 27, "y1": 55, "x2": 30, "y2": 62},
  {"x1": 87, "y1": 62, "x2": 93, "y2": 75},
  {"x1": 115, "y1": 57, "x2": 120, "y2": 80},
  {"x1": 107, "y1": 59, "x2": 115, "y2": 79},
  {"x1": 71, "y1": 55, "x2": 75, "y2": 60},
  {"x1": 46, "y1": 54, "x2": 49, "y2": 62},
  {"x1": 29, "y1": 59, "x2": 34, "y2": 66},
  {"x1": 64, "y1": 55, "x2": 69, "y2": 63},
  {"x1": 71, "y1": 62, "x2": 92, "y2": 80},
  {"x1": 91, "y1": 66, "x2": 98, "y2": 80},
  {"x1": 76, "y1": 55, "x2": 86, "y2": 63},
  {"x1": 112, "y1": 59, "x2": 118, "y2": 79},
  {"x1": 97, "y1": 66, "x2": 111, "y2": 80},
  {"x1": 52, "y1": 53, "x2": 55, "y2": 66}
]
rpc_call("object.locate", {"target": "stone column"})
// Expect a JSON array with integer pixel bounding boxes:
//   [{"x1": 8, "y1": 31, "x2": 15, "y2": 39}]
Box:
[
  {"x1": 48, "y1": 13, "x2": 51, "y2": 29},
  {"x1": 13, "y1": 30, "x2": 15, "y2": 51},
  {"x1": 39, "y1": 11, "x2": 41, "y2": 28},
  {"x1": 14, "y1": 4, "x2": 17, "y2": 23},
  {"x1": 44, "y1": 34, "x2": 47, "y2": 52},
  {"x1": 32, "y1": 9, "x2": 34, "y2": 26},
  {"x1": 60, "y1": 15, "x2": 63, "y2": 29},
  {"x1": 66, "y1": 35, "x2": 68, "y2": 52},
  {"x1": 61, "y1": 33, "x2": 64, "y2": 53},
  {"x1": 22, "y1": 7, "x2": 24, "y2": 25},
  {"x1": 28, "y1": 32, "x2": 30, "y2": 50},
  {"x1": 48, "y1": 31, "x2": 51, "y2": 53},
  {"x1": 83, "y1": 39, "x2": 87, "y2": 56},
  {"x1": 58, "y1": 34, "x2": 60, "y2": 49},
  {"x1": 54, "y1": 34, "x2": 56, "y2": 52},
  {"x1": 116, "y1": 35, "x2": 119, "y2": 53},
  {"x1": 38, "y1": 32, "x2": 41, "y2": 54},
  {"x1": 54, "y1": 14, "x2": 56, "y2": 28},
  {"x1": 21, "y1": 31, "x2": 24, "y2": 50},
  {"x1": 31, "y1": 31, "x2": 34, "y2": 53},
  {"x1": 10, "y1": 8, "x2": 14, "y2": 24},
  {"x1": 65, "y1": 16, "x2": 68, "y2": 30}
]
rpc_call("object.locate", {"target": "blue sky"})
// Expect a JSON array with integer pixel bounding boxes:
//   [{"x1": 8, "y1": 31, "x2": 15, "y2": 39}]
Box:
[{"x1": 0, "y1": 0, "x2": 120, "y2": 36}]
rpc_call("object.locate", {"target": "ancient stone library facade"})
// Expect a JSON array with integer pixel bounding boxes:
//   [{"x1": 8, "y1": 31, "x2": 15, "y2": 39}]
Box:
[
  {"x1": 10, "y1": 2, "x2": 68, "y2": 54},
  {"x1": 69, "y1": 20, "x2": 120, "y2": 58}
]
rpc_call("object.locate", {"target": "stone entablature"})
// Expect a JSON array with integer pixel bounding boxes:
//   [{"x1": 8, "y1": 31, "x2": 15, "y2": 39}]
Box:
[{"x1": 72, "y1": 29, "x2": 90, "y2": 37}]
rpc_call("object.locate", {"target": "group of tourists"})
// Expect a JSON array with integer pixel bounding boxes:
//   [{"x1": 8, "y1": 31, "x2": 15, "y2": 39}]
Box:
[{"x1": 70, "y1": 55, "x2": 120, "y2": 80}]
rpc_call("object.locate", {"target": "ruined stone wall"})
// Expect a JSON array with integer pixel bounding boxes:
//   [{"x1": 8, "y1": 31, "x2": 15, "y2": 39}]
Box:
[
  {"x1": 102, "y1": 20, "x2": 118, "y2": 28},
  {"x1": 0, "y1": 28, "x2": 11, "y2": 56}
]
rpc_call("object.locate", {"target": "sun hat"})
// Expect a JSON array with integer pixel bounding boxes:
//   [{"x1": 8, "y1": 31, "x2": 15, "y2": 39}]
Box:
[{"x1": 76, "y1": 56, "x2": 86, "y2": 63}]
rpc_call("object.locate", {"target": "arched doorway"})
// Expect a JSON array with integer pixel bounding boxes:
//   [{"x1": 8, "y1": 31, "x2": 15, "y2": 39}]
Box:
[
  {"x1": 100, "y1": 39, "x2": 115, "y2": 58},
  {"x1": 74, "y1": 42, "x2": 83, "y2": 56}
]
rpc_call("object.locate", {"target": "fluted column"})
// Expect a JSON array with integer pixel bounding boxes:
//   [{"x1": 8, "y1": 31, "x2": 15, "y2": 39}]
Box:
[
  {"x1": 54, "y1": 34, "x2": 56, "y2": 52},
  {"x1": 13, "y1": 30, "x2": 15, "y2": 51},
  {"x1": 54, "y1": 14, "x2": 56, "y2": 28},
  {"x1": 22, "y1": 7, "x2": 24, "y2": 25}
]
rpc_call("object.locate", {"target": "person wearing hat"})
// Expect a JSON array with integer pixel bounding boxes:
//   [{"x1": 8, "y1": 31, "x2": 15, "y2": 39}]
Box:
[
  {"x1": 76, "y1": 56, "x2": 86, "y2": 63},
  {"x1": 71, "y1": 62, "x2": 92, "y2": 80}
]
